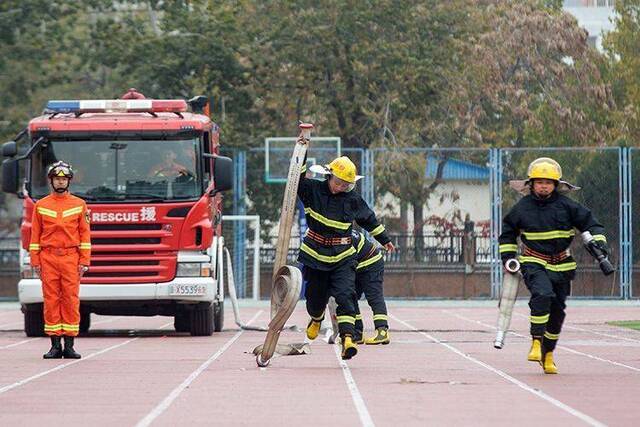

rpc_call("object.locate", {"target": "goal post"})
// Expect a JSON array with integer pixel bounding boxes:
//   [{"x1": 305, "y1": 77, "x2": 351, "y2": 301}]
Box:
[{"x1": 264, "y1": 136, "x2": 341, "y2": 183}]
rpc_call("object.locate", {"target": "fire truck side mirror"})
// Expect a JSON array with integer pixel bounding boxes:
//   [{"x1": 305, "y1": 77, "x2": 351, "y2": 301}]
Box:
[
  {"x1": 1, "y1": 141, "x2": 17, "y2": 157},
  {"x1": 212, "y1": 155, "x2": 232, "y2": 193},
  {"x1": 1, "y1": 158, "x2": 20, "y2": 194}
]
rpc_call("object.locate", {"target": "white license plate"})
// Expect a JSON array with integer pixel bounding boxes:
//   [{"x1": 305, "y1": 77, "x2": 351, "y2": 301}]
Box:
[{"x1": 170, "y1": 284, "x2": 207, "y2": 296}]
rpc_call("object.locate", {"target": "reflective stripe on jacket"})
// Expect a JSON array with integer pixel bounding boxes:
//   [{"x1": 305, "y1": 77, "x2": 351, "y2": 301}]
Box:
[
  {"x1": 296, "y1": 160, "x2": 389, "y2": 271},
  {"x1": 499, "y1": 191, "x2": 605, "y2": 271},
  {"x1": 29, "y1": 192, "x2": 92, "y2": 267}
]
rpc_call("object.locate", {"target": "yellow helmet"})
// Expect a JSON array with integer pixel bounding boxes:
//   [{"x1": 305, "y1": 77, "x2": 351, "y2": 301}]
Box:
[
  {"x1": 527, "y1": 157, "x2": 562, "y2": 181},
  {"x1": 327, "y1": 156, "x2": 363, "y2": 184}
]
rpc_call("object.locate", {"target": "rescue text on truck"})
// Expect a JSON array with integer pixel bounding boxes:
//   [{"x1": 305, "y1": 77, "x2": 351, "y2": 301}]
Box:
[{"x1": 1, "y1": 89, "x2": 233, "y2": 337}]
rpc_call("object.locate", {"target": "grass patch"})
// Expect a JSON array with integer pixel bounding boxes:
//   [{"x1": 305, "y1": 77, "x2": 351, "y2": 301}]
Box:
[{"x1": 607, "y1": 321, "x2": 640, "y2": 331}]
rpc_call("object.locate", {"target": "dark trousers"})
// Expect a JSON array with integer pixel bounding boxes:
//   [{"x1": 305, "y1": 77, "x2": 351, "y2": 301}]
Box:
[
  {"x1": 522, "y1": 264, "x2": 573, "y2": 352},
  {"x1": 354, "y1": 265, "x2": 388, "y2": 334},
  {"x1": 303, "y1": 261, "x2": 357, "y2": 337}
]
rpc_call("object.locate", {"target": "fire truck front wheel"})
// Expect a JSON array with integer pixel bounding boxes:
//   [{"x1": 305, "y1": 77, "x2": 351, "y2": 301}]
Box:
[
  {"x1": 80, "y1": 311, "x2": 91, "y2": 334},
  {"x1": 174, "y1": 311, "x2": 190, "y2": 333},
  {"x1": 190, "y1": 303, "x2": 214, "y2": 336},
  {"x1": 23, "y1": 303, "x2": 45, "y2": 337}
]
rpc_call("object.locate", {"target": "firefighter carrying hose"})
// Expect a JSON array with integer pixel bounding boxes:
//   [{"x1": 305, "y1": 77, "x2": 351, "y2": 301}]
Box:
[
  {"x1": 30, "y1": 161, "x2": 91, "y2": 359},
  {"x1": 298, "y1": 144, "x2": 394, "y2": 360},
  {"x1": 499, "y1": 158, "x2": 608, "y2": 374},
  {"x1": 352, "y1": 230, "x2": 390, "y2": 345}
]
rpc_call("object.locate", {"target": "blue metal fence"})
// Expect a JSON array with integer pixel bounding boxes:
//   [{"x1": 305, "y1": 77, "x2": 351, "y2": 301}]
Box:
[
  {"x1": 4, "y1": 145, "x2": 633, "y2": 299},
  {"x1": 232, "y1": 150, "x2": 247, "y2": 298},
  {"x1": 489, "y1": 148, "x2": 503, "y2": 299},
  {"x1": 619, "y1": 147, "x2": 632, "y2": 298},
  {"x1": 235, "y1": 145, "x2": 636, "y2": 299}
]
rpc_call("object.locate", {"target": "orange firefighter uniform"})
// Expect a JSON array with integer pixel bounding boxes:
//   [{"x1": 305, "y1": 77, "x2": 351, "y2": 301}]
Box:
[{"x1": 29, "y1": 193, "x2": 91, "y2": 337}]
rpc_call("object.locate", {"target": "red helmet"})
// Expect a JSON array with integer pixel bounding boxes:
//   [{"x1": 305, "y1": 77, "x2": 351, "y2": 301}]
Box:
[{"x1": 47, "y1": 161, "x2": 74, "y2": 179}]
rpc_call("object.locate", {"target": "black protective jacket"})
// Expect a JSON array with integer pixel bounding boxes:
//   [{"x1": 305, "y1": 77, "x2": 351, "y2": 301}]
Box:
[
  {"x1": 297, "y1": 163, "x2": 390, "y2": 271},
  {"x1": 352, "y1": 230, "x2": 384, "y2": 272},
  {"x1": 499, "y1": 191, "x2": 606, "y2": 272}
]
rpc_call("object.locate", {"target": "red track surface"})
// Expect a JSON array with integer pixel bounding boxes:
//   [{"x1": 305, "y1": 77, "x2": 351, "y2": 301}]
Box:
[{"x1": 1, "y1": 301, "x2": 639, "y2": 426}]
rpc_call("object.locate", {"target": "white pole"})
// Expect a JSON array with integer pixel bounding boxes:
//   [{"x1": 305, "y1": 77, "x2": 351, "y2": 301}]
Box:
[
  {"x1": 253, "y1": 220, "x2": 260, "y2": 301},
  {"x1": 222, "y1": 215, "x2": 260, "y2": 221}
]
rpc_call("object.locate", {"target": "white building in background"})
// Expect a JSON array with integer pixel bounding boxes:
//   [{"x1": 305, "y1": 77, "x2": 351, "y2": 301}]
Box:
[
  {"x1": 563, "y1": 0, "x2": 617, "y2": 51},
  {"x1": 375, "y1": 156, "x2": 492, "y2": 234}
]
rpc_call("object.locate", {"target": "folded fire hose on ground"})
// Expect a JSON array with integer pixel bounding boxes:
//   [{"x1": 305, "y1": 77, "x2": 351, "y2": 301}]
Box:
[{"x1": 251, "y1": 266, "x2": 309, "y2": 358}]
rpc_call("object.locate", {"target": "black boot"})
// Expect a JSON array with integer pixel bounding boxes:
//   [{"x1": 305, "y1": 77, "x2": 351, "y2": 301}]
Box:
[
  {"x1": 62, "y1": 336, "x2": 81, "y2": 359},
  {"x1": 43, "y1": 336, "x2": 63, "y2": 359}
]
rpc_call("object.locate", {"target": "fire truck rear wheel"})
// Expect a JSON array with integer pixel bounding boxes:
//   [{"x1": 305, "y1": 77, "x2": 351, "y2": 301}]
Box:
[
  {"x1": 80, "y1": 312, "x2": 91, "y2": 334},
  {"x1": 213, "y1": 301, "x2": 224, "y2": 332},
  {"x1": 24, "y1": 304, "x2": 45, "y2": 337},
  {"x1": 190, "y1": 304, "x2": 214, "y2": 336}
]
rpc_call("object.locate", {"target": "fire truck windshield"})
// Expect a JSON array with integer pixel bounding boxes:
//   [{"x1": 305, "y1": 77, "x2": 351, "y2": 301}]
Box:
[{"x1": 30, "y1": 138, "x2": 202, "y2": 201}]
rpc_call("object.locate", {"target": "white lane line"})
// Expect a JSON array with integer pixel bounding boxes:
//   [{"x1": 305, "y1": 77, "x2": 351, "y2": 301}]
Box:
[
  {"x1": 0, "y1": 310, "x2": 19, "y2": 318},
  {"x1": 446, "y1": 310, "x2": 640, "y2": 374},
  {"x1": 0, "y1": 315, "x2": 121, "y2": 331},
  {"x1": 390, "y1": 313, "x2": 606, "y2": 427},
  {"x1": 0, "y1": 321, "x2": 22, "y2": 329},
  {"x1": 136, "y1": 310, "x2": 263, "y2": 427},
  {"x1": 0, "y1": 320, "x2": 173, "y2": 395},
  {"x1": 332, "y1": 344, "x2": 375, "y2": 427},
  {"x1": 564, "y1": 323, "x2": 640, "y2": 342},
  {"x1": 0, "y1": 340, "x2": 135, "y2": 394},
  {"x1": 0, "y1": 317, "x2": 124, "y2": 350},
  {"x1": 0, "y1": 338, "x2": 40, "y2": 350},
  {"x1": 512, "y1": 312, "x2": 640, "y2": 343}
]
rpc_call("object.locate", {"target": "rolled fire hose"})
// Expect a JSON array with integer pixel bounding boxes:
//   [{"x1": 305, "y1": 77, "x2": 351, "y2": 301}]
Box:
[
  {"x1": 494, "y1": 258, "x2": 520, "y2": 349},
  {"x1": 256, "y1": 266, "x2": 304, "y2": 367}
]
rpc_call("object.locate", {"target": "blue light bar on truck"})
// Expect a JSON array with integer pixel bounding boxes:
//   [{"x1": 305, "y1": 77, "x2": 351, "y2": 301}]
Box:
[{"x1": 45, "y1": 99, "x2": 188, "y2": 114}]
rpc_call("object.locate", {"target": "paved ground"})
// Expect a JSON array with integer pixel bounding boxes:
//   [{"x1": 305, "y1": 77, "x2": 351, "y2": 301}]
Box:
[{"x1": 1, "y1": 300, "x2": 639, "y2": 426}]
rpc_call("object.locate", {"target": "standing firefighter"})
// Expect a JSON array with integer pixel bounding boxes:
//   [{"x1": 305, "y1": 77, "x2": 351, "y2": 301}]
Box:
[
  {"x1": 499, "y1": 158, "x2": 608, "y2": 374},
  {"x1": 299, "y1": 150, "x2": 394, "y2": 360},
  {"x1": 30, "y1": 161, "x2": 91, "y2": 359},
  {"x1": 352, "y1": 230, "x2": 390, "y2": 345}
]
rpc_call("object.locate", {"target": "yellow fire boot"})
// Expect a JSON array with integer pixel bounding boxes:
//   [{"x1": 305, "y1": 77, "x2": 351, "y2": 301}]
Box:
[
  {"x1": 341, "y1": 335, "x2": 358, "y2": 360},
  {"x1": 541, "y1": 351, "x2": 558, "y2": 374},
  {"x1": 527, "y1": 338, "x2": 542, "y2": 362},
  {"x1": 365, "y1": 328, "x2": 390, "y2": 345},
  {"x1": 306, "y1": 319, "x2": 321, "y2": 340}
]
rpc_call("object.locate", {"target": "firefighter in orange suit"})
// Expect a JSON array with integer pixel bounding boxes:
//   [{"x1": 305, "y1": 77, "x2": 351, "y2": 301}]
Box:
[{"x1": 29, "y1": 161, "x2": 91, "y2": 359}]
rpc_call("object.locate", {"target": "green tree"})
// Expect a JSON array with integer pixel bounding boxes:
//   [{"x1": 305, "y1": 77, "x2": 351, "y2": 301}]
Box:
[
  {"x1": 238, "y1": 1, "x2": 477, "y2": 228},
  {"x1": 241, "y1": 1, "x2": 472, "y2": 146},
  {"x1": 459, "y1": 1, "x2": 616, "y2": 148},
  {"x1": 0, "y1": 1, "x2": 108, "y2": 141},
  {"x1": 603, "y1": 0, "x2": 640, "y2": 146},
  {"x1": 84, "y1": 0, "x2": 254, "y2": 145},
  {"x1": 0, "y1": 1, "x2": 115, "y2": 218}
]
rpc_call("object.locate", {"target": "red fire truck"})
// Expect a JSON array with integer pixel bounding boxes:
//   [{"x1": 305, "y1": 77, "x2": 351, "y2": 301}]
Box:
[{"x1": 1, "y1": 89, "x2": 232, "y2": 336}]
